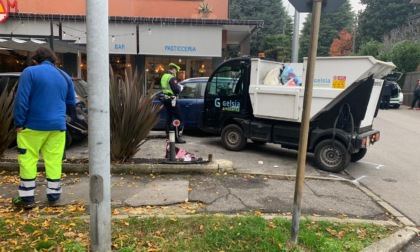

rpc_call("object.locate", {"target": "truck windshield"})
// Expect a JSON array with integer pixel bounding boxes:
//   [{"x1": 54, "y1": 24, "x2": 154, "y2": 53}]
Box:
[{"x1": 206, "y1": 62, "x2": 245, "y2": 98}]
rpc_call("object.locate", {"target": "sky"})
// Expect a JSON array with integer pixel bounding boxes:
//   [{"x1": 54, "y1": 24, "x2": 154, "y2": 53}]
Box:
[
  {"x1": 286, "y1": 0, "x2": 365, "y2": 13},
  {"x1": 348, "y1": 0, "x2": 365, "y2": 12},
  {"x1": 286, "y1": 0, "x2": 366, "y2": 29}
]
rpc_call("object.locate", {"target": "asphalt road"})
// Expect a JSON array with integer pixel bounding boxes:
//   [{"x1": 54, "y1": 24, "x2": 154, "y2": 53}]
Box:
[{"x1": 345, "y1": 105, "x2": 420, "y2": 227}]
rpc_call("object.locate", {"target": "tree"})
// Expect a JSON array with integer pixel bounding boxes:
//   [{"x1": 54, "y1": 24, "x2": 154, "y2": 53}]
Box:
[
  {"x1": 356, "y1": 40, "x2": 383, "y2": 58},
  {"x1": 259, "y1": 34, "x2": 292, "y2": 61},
  {"x1": 229, "y1": 0, "x2": 293, "y2": 56},
  {"x1": 382, "y1": 17, "x2": 420, "y2": 51},
  {"x1": 299, "y1": 1, "x2": 354, "y2": 60},
  {"x1": 389, "y1": 41, "x2": 420, "y2": 73},
  {"x1": 357, "y1": 0, "x2": 418, "y2": 46},
  {"x1": 329, "y1": 29, "x2": 353, "y2": 56}
]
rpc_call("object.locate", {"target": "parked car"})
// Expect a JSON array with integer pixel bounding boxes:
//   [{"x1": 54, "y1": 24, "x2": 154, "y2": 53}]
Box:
[
  {"x1": 0, "y1": 72, "x2": 88, "y2": 147},
  {"x1": 389, "y1": 82, "x2": 403, "y2": 108},
  {"x1": 384, "y1": 72, "x2": 403, "y2": 109},
  {"x1": 152, "y1": 77, "x2": 208, "y2": 131}
]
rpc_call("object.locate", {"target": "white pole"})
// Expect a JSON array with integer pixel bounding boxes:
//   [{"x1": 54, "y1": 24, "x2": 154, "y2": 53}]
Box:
[
  {"x1": 291, "y1": 9, "x2": 300, "y2": 63},
  {"x1": 86, "y1": 0, "x2": 111, "y2": 250}
]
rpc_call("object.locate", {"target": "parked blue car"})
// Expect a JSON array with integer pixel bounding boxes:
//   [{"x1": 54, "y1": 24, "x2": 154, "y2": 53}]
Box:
[{"x1": 152, "y1": 77, "x2": 208, "y2": 131}]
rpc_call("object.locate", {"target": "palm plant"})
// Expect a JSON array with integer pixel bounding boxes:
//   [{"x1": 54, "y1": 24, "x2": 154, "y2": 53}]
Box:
[
  {"x1": 196, "y1": 2, "x2": 212, "y2": 14},
  {"x1": 109, "y1": 68, "x2": 162, "y2": 162},
  {"x1": 0, "y1": 82, "x2": 17, "y2": 158}
]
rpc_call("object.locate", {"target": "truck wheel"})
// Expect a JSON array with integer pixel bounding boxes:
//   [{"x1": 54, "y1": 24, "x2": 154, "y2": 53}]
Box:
[
  {"x1": 314, "y1": 139, "x2": 350, "y2": 173},
  {"x1": 350, "y1": 148, "x2": 367, "y2": 162},
  {"x1": 221, "y1": 124, "x2": 247, "y2": 151}
]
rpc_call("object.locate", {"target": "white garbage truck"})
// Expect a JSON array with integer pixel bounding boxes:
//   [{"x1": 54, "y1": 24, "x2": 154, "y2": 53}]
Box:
[{"x1": 199, "y1": 56, "x2": 395, "y2": 173}]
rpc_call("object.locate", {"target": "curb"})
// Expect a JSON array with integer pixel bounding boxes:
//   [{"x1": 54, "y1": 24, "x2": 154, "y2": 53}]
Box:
[
  {"x1": 361, "y1": 226, "x2": 419, "y2": 252},
  {"x1": 0, "y1": 159, "x2": 234, "y2": 174}
]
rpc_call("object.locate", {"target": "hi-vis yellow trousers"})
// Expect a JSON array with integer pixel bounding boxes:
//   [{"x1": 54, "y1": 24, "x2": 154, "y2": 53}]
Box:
[{"x1": 17, "y1": 129, "x2": 65, "y2": 202}]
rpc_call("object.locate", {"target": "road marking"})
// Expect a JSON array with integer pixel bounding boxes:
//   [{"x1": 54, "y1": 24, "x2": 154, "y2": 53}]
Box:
[
  {"x1": 358, "y1": 160, "x2": 384, "y2": 169},
  {"x1": 352, "y1": 175, "x2": 367, "y2": 183},
  {"x1": 329, "y1": 174, "x2": 368, "y2": 183}
]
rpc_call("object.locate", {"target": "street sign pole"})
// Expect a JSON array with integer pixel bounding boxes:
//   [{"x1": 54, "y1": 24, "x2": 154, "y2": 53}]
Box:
[
  {"x1": 288, "y1": 0, "x2": 346, "y2": 244},
  {"x1": 290, "y1": 0, "x2": 323, "y2": 244},
  {"x1": 86, "y1": 0, "x2": 111, "y2": 250}
]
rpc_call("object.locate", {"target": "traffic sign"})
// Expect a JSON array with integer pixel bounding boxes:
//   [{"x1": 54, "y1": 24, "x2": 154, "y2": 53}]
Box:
[
  {"x1": 288, "y1": 0, "x2": 346, "y2": 13},
  {"x1": 172, "y1": 119, "x2": 181, "y2": 127}
]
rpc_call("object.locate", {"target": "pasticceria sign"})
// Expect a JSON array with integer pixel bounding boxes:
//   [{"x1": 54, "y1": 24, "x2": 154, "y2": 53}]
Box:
[{"x1": 0, "y1": 0, "x2": 19, "y2": 23}]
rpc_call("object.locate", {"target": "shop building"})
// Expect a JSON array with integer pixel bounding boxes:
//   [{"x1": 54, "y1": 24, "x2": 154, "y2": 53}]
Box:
[{"x1": 0, "y1": 0, "x2": 262, "y2": 91}]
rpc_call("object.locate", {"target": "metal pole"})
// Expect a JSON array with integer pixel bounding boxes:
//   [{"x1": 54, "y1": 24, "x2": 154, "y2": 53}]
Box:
[
  {"x1": 49, "y1": 21, "x2": 54, "y2": 52},
  {"x1": 352, "y1": 14, "x2": 358, "y2": 54},
  {"x1": 290, "y1": 0, "x2": 323, "y2": 244},
  {"x1": 169, "y1": 131, "x2": 176, "y2": 161},
  {"x1": 291, "y1": 9, "x2": 300, "y2": 63},
  {"x1": 86, "y1": 0, "x2": 111, "y2": 251},
  {"x1": 77, "y1": 50, "x2": 81, "y2": 79}
]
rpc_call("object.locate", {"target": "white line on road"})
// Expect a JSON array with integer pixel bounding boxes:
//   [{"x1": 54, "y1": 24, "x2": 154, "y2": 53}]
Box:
[
  {"x1": 329, "y1": 174, "x2": 368, "y2": 183},
  {"x1": 358, "y1": 160, "x2": 384, "y2": 169}
]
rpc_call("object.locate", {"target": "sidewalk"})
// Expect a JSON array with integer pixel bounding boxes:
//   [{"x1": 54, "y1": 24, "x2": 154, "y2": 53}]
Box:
[{"x1": 0, "y1": 132, "x2": 418, "y2": 251}]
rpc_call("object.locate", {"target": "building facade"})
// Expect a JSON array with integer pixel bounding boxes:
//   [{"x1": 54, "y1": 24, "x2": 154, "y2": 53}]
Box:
[{"x1": 0, "y1": 0, "x2": 262, "y2": 91}]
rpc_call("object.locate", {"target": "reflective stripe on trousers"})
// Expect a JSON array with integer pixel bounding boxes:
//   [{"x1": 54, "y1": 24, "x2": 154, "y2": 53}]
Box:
[
  {"x1": 18, "y1": 179, "x2": 36, "y2": 202},
  {"x1": 18, "y1": 179, "x2": 62, "y2": 201},
  {"x1": 47, "y1": 178, "x2": 62, "y2": 201}
]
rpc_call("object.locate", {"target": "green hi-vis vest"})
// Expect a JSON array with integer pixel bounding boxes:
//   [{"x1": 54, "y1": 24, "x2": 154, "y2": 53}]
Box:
[{"x1": 161, "y1": 73, "x2": 175, "y2": 95}]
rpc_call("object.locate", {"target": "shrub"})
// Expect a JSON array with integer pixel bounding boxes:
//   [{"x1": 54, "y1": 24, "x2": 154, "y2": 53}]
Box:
[
  {"x1": 0, "y1": 82, "x2": 17, "y2": 158},
  {"x1": 109, "y1": 68, "x2": 162, "y2": 162}
]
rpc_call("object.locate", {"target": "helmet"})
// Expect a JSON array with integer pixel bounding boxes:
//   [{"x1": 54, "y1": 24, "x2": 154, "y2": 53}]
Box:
[{"x1": 169, "y1": 63, "x2": 181, "y2": 71}]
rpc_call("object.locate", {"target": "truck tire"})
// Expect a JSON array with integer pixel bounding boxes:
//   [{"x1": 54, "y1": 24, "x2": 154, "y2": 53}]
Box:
[
  {"x1": 314, "y1": 139, "x2": 350, "y2": 173},
  {"x1": 350, "y1": 148, "x2": 367, "y2": 162},
  {"x1": 221, "y1": 124, "x2": 247, "y2": 151}
]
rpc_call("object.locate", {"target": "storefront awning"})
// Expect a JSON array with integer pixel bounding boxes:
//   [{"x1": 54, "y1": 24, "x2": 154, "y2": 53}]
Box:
[
  {"x1": 1, "y1": 13, "x2": 263, "y2": 55},
  {"x1": 0, "y1": 37, "x2": 86, "y2": 53}
]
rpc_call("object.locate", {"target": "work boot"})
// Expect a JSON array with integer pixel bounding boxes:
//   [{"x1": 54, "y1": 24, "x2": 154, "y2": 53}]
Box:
[
  {"x1": 176, "y1": 137, "x2": 186, "y2": 144},
  {"x1": 12, "y1": 197, "x2": 36, "y2": 209},
  {"x1": 48, "y1": 198, "x2": 61, "y2": 207}
]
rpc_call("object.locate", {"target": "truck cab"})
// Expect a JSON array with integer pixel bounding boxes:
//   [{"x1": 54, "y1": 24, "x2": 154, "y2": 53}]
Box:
[{"x1": 200, "y1": 58, "x2": 252, "y2": 133}]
